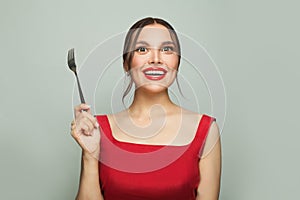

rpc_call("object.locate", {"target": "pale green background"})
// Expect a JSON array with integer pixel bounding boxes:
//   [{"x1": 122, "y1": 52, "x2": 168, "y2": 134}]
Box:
[{"x1": 1, "y1": 0, "x2": 299, "y2": 199}]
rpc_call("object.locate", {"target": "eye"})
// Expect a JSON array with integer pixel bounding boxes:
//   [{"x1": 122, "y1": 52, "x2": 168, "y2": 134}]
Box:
[
  {"x1": 161, "y1": 46, "x2": 174, "y2": 53},
  {"x1": 135, "y1": 46, "x2": 148, "y2": 53}
]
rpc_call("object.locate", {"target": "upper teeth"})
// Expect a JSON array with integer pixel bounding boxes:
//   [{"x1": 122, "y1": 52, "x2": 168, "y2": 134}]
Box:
[{"x1": 144, "y1": 70, "x2": 165, "y2": 75}]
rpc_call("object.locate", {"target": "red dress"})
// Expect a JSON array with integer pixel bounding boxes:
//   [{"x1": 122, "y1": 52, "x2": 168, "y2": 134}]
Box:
[{"x1": 96, "y1": 114, "x2": 215, "y2": 200}]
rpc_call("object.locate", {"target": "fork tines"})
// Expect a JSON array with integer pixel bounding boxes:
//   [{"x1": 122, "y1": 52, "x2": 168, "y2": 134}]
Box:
[{"x1": 67, "y1": 48, "x2": 76, "y2": 70}]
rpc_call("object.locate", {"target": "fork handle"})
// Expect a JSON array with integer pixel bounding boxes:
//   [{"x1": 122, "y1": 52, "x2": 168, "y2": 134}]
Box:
[{"x1": 75, "y1": 74, "x2": 86, "y2": 104}]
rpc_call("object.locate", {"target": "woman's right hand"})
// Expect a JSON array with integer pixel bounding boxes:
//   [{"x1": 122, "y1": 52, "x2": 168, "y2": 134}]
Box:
[{"x1": 71, "y1": 104, "x2": 100, "y2": 157}]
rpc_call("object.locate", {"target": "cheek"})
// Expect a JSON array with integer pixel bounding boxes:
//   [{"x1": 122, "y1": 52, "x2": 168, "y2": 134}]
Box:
[
  {"x1": 164, "y1": 55, "x2": 179, "y2": 69},
  {"x1": 131, "y1": 54, "x2": 179, "y2": 69},
  {"x1": 130, "y1": 54, "x2": 146, "y2": 69}
]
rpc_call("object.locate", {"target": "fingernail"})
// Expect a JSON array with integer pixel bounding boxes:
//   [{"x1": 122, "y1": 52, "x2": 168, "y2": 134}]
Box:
[{"x1": 95, "y1": 122, "x2": 99, "y2": 127}]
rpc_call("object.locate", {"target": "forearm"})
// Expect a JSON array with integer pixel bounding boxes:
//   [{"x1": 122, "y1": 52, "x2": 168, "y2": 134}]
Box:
[
  {"x1": 196, "y1": 185, "x2": 220, "y2": 200},
  {"x1": 76, "y1": 151, "x2": 103, "y2": 200}
]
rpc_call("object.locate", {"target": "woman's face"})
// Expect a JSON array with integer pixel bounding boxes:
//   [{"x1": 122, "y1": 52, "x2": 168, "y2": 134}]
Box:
[{"x1": 125, "y1": 24, "x2": 179, "y2": 93}]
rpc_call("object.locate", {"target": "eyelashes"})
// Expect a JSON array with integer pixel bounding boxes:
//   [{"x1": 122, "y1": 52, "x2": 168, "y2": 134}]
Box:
[
  {"x1": 135, "y1": 46, "x2": 175, "y2": 54},
  {"x1": 135, "y1": 46, "x2": 147, "y2": 53},
  {"x1": 161, "y1": 46, "x2": 174, "y2": 52}
]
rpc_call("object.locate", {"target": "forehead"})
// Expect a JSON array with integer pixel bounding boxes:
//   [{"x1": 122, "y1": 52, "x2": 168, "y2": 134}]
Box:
[{"x1": 136, "y1": 24, "x2": 173, "y2": 44}]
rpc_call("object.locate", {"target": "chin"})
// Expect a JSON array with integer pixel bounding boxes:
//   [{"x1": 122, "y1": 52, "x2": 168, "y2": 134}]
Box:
[{"x1": 136, "y1": 83, "x2": 169, "y2": 93}]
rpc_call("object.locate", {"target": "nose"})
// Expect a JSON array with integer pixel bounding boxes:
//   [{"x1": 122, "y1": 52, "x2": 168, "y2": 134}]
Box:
[{"x1": 148, "y1": 48, "x2": 162, "y2": 65}]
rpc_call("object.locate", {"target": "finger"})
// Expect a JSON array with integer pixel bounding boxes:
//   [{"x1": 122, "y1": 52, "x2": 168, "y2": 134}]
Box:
[
  {"x1": 81, "y1": 119, "x2": 95, "y2": 135},
  {"x1": 73, "y1": 115, "x2": 98, "y2": 136},
  {"x1": 70, "y1": 124, "x2": 78, "y2": 138},
  {"x1": 74, "y1": 104, "x2": 98, "y2": 127},
  {"x1": 80, "y1": 111, "x2": 99, "y2": 128},
  {"x1": 74, "y1": 104, "x2": 91, "y2": 117},
  {"x1": 71, "y1": 119, "x2": 86, "y2": 137},
  {"x1": 70, "y1": 121, "x2": 93, "y2": 152},
  {"x1": 77, "y1": 121, "x2": 94, "y2": 136}
]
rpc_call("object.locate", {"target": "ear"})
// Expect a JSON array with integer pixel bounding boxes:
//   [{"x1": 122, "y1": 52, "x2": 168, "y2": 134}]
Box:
[{"x1": 123, "y1": 60, "x2": 129, "y2": 72}]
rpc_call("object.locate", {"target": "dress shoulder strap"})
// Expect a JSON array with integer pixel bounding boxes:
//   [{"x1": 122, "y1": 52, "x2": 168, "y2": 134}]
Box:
[{"x1": 191, "y1": 114, "x2": 216, "y2": 156}]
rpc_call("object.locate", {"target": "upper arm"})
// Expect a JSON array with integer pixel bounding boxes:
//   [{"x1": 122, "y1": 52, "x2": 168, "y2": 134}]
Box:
[{"x1": 197, "y1": 121, "x2": 222, "y2": 200}]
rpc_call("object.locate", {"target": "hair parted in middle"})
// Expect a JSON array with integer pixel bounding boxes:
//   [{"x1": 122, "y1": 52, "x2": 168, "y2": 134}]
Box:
[{"x1": 122, "y1": 17, "x2": 182, "y2": 102}]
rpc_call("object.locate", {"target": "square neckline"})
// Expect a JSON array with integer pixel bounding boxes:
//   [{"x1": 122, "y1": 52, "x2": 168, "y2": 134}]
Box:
[{"x1": 102, "y1": 114, "x2": 206, "y2": 147}]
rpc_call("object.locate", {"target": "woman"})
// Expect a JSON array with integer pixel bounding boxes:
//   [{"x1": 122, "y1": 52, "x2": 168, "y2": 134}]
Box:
[{"x1": 71, "y1": 17, "x2": 221, "y2": 200}]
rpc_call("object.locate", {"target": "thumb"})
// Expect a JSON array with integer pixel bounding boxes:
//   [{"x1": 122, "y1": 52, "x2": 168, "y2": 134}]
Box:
[
  {"x1": 74, "y1": 104, "x2": 92, "y2": 115},
  {"x1": 81, "y1": 104, "x2": 92, "y2": 114}
]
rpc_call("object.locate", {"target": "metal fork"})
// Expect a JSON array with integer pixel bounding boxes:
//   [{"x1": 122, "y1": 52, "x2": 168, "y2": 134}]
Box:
[{"x1": 67, "y1": 48, "x2": 86, "y2": 104}]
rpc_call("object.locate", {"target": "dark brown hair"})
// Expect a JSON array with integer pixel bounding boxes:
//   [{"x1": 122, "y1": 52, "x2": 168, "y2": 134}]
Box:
[{"x1": 122, "y1": 17, "x2": 182, "y2": 102}]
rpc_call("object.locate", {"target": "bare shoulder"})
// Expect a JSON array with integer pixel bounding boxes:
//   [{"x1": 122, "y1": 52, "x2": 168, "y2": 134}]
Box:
[
  {"x1": 180, "y1": 108, "x2": 218, "y2": 130},
  {"x1": 107, "y1": 110, "x2": 127, "y2": 121},
  {"x1": 106, "y1": 111, "x2": 126, "y2": 130},
  {"x1": 180, "y1": 108, "x2": 221, "y2": 148},
  {"x1": 182, "y1": 110, "x2": 219, "y2": 136},
  {"x1": 179, "y1": 107, "x2": 204, "y2": 122}
]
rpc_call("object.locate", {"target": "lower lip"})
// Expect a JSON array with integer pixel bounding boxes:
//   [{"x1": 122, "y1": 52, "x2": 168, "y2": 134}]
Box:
[{"x1": 144, "y1": 73, "x2": 166, "y2": 81}]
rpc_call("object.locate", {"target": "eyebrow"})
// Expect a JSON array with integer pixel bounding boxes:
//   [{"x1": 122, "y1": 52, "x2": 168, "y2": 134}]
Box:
[{"x1": 135, "y1": 40, "x2": 175, "y2": 46}]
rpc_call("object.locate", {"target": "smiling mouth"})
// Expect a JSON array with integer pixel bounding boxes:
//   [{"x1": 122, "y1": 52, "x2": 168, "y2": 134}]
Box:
[{"x1": 142, "y1": 67, "x2": 167, "y2": 80}]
